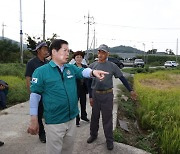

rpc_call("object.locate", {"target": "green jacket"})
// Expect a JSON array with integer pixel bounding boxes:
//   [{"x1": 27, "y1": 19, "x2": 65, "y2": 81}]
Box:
[{"x1": 30, "y1": 60, "x2": 84, "y2": 124}]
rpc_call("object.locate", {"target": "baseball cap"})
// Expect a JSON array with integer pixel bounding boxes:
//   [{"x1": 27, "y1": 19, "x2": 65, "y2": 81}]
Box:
[
  {"x1": 98, "y1": 44, "x2": 109, "y2": 52},
  {"x1": 33, "y1": 42, "x2": 48, "y2": 51}
]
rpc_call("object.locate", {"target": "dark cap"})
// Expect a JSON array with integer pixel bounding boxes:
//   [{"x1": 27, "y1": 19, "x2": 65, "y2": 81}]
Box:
[
  {"x1": 33, "y1": 42, "x2": 48, "y2": 52},
  {"x1": 98, "y1": 44, "x2": 109, "y2": 52},
  {"x1": 0, "y1": 80, "x2": 8, "y2": 87},
  {"x1": 73, "y1": 51, "x2": 85, "y2": 59}
]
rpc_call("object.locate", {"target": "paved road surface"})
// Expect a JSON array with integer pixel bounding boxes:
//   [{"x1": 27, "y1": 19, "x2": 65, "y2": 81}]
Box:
[{"x1": 0, "y1": 78, "x2": 149, "y2": 154}]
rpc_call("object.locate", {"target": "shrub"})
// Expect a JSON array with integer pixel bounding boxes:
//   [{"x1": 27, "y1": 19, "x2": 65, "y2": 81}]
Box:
[
  {"x1": 0, "y1": 76, "x2": 29, "y2": 106},
  {"x1": 0, "y1": 63, "x2": 26, "y2": 79},
  {"x1": 113, "y1": 128, "x2": 127, "y2": 143}
]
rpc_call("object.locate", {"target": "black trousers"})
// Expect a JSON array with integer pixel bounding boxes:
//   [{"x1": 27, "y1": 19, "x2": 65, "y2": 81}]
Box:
[
  {"x1": 38, "y1": 100, "x2": 45, "y2": 136},
  {"x1": 0, "y1": 91, "x2": 6, "y2": 109},
  {"x1": 90, "y1": 90, "x2": 114, "y2": 144},
  {"x1": 76, "y1": 89, "x2": 87, "y2": 123}
]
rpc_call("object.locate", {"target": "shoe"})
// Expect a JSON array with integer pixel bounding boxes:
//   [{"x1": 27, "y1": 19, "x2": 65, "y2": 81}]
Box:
[
  {"x1": 107, "y1": 142, "x2": 114, "y2": 150},
  {"x1": 87, "y1": 136, "x2": 97, "y2": 143},
  {"x1": 2, "y1": 106, "x2": 7, "y2": 110},
  {"x1": 39, "y1": 133, "x2": 46, "y2": 143},
  {"x1": 76, "y1": 120, "x2": 80, "y2": 127},
  {"x1": 0, "y1": 141, "x2": 4, "y2": 146},
  {"x1": 81, "y1": 117, "x2": 90, "y2": 122}
]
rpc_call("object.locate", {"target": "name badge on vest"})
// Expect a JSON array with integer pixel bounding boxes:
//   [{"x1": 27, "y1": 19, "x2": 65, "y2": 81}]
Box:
[{"x1": 66, "y1": 70, "x2": 73, "y2": 78}]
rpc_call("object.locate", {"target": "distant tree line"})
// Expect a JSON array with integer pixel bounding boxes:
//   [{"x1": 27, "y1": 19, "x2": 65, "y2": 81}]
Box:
[
  {"x1": 0, "y1": 34, "x2": 58, "y2": 64},
  {"x1": 0, "y1": 39, "x2": 20, "y2": 63}
]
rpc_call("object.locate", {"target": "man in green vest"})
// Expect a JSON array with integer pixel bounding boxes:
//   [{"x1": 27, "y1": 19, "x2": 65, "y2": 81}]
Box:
[{"x1": 27, "y1": 39, "x2": 108, "y2": 154}]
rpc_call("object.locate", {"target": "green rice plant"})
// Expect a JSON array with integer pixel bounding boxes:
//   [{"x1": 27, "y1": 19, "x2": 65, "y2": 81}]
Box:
[
  {"x1": 161, "y1": 127, "x2": 180, "y2": 154},
  {"x1": 134, "y1": 70, "x2": 180, "y2": 154}
]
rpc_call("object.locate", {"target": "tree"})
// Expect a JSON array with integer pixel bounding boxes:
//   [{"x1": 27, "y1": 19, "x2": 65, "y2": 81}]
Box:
[
  {"x1": 0, "y1": 39, "x2": 20, "y2": 63},
  {"x1": 165, "y1": 49, "x2": 175, "y2": 55},
  {"x1": 25, "y1": 33, "x2": 58, "y2": 51},
  {"x1": 147, "y1": 49, "x2": 157, "y2": 54}
]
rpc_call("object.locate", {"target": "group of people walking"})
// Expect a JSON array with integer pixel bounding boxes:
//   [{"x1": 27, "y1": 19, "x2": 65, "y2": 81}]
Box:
[{"x1": 1, "y1": 38, "x2": 137, "y2": 153}]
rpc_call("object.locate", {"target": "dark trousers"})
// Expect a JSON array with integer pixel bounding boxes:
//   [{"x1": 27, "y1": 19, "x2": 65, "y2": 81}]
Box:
[
  {"x1": 38, "y1": 100, "x2": 45, "y2": 136},
  {"x1": 76, "y1": 90, "x2": 87, "y2": 123},
  {"x1": 0, "y1": 91, "x2": 6, "y2": 109},
  {"x1": 90, "y1": 90, "x2": 114, "y2": 143}
]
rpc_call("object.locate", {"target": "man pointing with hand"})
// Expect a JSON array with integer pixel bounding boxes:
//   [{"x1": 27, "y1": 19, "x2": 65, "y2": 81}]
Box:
[{"x1": 27, "y1": 39, "x2": 108, "y2": 154}]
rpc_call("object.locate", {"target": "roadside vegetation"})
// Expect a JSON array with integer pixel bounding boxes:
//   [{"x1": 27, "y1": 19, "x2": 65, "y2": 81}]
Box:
[
  {"x1": 122, "y1": 65, "x2": 180, "y2": 74},
  {"x1": 0, "y1": 63, "x2": 29, "y2": 106},
  {"x1": 114, "y1": 69, "x2": 180, "y2": 154}
]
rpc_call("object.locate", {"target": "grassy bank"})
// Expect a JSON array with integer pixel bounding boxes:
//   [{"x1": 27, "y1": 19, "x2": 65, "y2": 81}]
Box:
[
  {"x1": 0, "y1": 63, "x2": 26, "y2": 79},
  {"x1": 0, "y1": 76, "x2": 29, "y2": 106},
  {"x1": 0, "y1": 63, "x2": 28, "y2": 106}
]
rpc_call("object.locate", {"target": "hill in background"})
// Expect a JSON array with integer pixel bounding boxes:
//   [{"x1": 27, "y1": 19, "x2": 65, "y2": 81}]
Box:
[
  {"x1": 87, "y1": 45, "x2": 144, "y2": 58},
  {"x1": 0, "y1": 36, "x2": 27, "y2": 49}
]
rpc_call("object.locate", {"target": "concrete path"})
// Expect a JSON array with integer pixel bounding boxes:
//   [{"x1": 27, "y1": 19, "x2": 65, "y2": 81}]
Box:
[{"x1": 0, "y1": 78, "x2": 150, "y2": 154}]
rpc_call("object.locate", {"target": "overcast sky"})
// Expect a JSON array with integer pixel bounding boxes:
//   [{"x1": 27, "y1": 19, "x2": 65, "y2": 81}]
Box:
[{"x1": 0, "y1": 0, "x2": 180, "y2": 55}]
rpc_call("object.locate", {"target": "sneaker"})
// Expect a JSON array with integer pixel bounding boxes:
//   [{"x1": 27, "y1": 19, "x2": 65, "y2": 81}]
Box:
[
  {"x1": 81, "y1": 117, "x2": 90, "y2": 122},
  {"x1": 107, "y1": 142, "x2": 114, "y2": 150},
  {"x1": 39, "y1": 133, "x2": 46, "y2": 143},
  {"x1": 0, "y1": 141, "x2": 4, "y2": 146},
  {"x1": 76, "y1": 120, "x2": 80, "y2": 127},
  {"x1": 87, "y1": 136, "x2": 97, "y2": 143}
]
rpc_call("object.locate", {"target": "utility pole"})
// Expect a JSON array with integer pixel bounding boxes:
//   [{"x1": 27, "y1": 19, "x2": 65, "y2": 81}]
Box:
[
  {"x1": 176, "y1": 38, "x2": 178, "y2": 62},
  {"x1": 93, "y1": 28, "x2": 96, "y2": 58},
  {"x1": 20, "y1": 0, "x2": 23, "y2": 64},
  {"x1": 142, "y1": 43, "x2": 146, "y2": 63},
  {"x1": 2, "y1": 23, "x2": 6, "y2": 39},
  {"x1": 84, "y1": 13, "x2": 94, "y2": 60},
  {"x1": 43, "y1": 0, "x2": 46, "y2": 41}
]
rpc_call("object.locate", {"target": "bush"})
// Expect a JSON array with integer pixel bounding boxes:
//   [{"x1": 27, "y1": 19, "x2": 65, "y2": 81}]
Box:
[
  {"x1": 0, "y1": 76, "x2": 29, "y2": 106},
  {"x1": 0, "y1": 39, "x2": 20, "y2": 63},
  {"x1": 0, "y1": 63, "x2": 26, "y2": 79}
]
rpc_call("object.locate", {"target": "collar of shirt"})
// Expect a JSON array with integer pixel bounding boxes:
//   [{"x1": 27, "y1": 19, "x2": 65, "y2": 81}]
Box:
[
  {"x1": 49, "y1": 60, "x2": 70, "y2": 72},
  {"x1": 35, "y1": 56, "x2": 47, "y2": 63}
]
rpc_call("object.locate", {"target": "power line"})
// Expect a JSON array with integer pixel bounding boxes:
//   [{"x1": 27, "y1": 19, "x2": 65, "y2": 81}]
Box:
[{"x1": 97, "y1": 22, "x2": 180, "y2": 30}]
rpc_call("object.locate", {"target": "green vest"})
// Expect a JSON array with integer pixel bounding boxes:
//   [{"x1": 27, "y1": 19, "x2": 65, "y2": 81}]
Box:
[{"x1": 30, "y1": 60, "x2": 84, "y2": 124}]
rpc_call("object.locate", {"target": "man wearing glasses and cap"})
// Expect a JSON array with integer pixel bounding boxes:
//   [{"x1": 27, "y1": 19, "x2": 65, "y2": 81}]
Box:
[
  {"x1": 87, "y1": 44, "x2": 137, "y2": 150},
  {"x1": 25, "y1": 42, "x2": 49, "y2": 143}
]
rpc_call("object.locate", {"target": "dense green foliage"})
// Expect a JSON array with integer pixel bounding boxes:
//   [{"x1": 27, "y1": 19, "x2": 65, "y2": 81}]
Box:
[
  {"x1": 0, "y1": 76, "x2": 29, "y2": 105},
  {"x1": 137, "y1": 55, "x2": 180, "y2": 66},
  {"x1": 0, "y1": 39, "x2": 34, "y2": 63},
  {"x1": 0, "y1": 63, "x2": 28, "y2": 105},
  {"x1": 134, "y1": 70, "x2": 180, "y2": 154},
  {"x1": 0, "y1": 39, "x2": 20, "y2": 63},
  {"x1": 122, "y1": 65, "x2": 180, "y2": 74},
  {"x1": 0, "y1": 63, "x2": 26, "y2": 79}
]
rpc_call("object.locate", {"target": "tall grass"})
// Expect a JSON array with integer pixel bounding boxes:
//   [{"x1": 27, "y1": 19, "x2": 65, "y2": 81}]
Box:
[
  {"x1": 0, "y1": 63, "x2": 26, "y2": 79},
  {"x1": 134, "y1": 70, "x2": 180, "y2": 154},
  {"x1": 0, "y1": 76, "x2": 29, "y2": 105}
]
